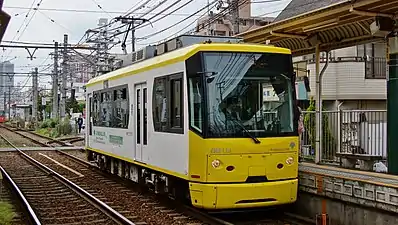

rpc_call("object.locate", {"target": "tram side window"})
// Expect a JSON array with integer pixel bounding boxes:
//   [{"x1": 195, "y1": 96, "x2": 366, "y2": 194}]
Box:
[
  {"x1": 100, "y1": 91, "x2": 113, "y2": 127},
  {"x1": 113, "y1": 88, "x2": 129, "y2": 128},
  {"x1": 91, "y1": 85, "x2": 129, "y2": 129},
  {"x1": 153, "y1": 77, "x2": 168, "y2": 132},
  {"x1": 152, "y1": 72, "x2": 184, "y2": 134},
  {"x1": 92, "y1": 93, "x2": 101, "y2": 126},
  {"x1": 170, "y1": 78, "x2": 182, "y2": 128},
  {"x1": 188, "y1": 76, "x2": 202, "y2": 132}
]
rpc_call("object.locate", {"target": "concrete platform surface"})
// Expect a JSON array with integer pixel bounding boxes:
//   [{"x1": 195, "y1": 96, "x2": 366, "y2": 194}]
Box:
[
  {"x1": 298, "y1": 162, "x2": 398, "y2": 214},
  {"x1": 299, "y1": 162, "x2": 398, "y2": 187}
]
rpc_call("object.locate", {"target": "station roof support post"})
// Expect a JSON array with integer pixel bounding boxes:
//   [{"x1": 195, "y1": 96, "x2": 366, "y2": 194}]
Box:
[
  {"x1": 315, "y1": 44, "x2": 322, "y2": 164},
  {"x1": 388, "y1": 35, "x2": 398, "y2": 175},
  {"x1": 315, "y1": 42, "x2": 330, "y2": 164}
]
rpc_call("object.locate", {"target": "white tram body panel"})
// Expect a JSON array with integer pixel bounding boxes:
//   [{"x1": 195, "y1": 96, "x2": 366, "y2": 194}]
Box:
[{"x1": 86, "y1": 60, "x2": 189, "y2": 178}]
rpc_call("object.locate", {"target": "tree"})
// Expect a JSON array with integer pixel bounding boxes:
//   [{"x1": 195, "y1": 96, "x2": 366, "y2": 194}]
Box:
[{"x1": 66, "y1": 97, "x2": 80, "y2": 115}]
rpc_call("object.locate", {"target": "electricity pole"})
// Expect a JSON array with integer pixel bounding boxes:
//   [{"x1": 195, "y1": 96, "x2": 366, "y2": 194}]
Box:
[
  {"x1": 230, "y1": 0, "x2": 239, "y2": 35},
  {"x1": 8, "y1": 86, "x2": 10, "y2": 120},
  {"x1": 3, "y1": 92, "x2": 5, "y2": 118},
  {"x1": 52, "y1": 41, "x2": 59, "y2": 119},
  {"x1": 32, "y1": 67, "x2": 38, "y2": 122},
  {"x1": 60, "y1": 34, "x2": 68, "y2": 119}
]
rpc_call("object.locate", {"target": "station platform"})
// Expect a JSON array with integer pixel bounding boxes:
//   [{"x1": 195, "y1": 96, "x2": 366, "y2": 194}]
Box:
[{"x1": 298, "y1": 162, "x2": 398, "y2": 214}]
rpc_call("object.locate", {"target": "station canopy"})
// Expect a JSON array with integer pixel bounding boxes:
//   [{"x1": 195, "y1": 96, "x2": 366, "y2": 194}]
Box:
[
  {"x1": 0, "y1": 1, "x2": 10, "y2": 42},
  {"x1": 237, "y1": 0, "x2": 398, "y2": 56}
]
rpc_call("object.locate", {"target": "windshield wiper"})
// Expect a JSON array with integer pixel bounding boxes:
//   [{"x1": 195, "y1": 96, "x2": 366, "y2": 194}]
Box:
[{"x1": 229, "y1": 118, "x2": 261, "y2": 144}]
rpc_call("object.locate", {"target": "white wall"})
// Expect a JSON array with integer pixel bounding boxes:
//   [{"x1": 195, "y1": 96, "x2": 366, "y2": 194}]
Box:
[{"x1": 307, "y1": 62, "x2": 386, "y2": 100}]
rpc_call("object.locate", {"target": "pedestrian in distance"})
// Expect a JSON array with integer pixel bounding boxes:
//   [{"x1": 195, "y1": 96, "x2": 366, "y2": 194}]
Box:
[{"x1": 77, "y1": 115, "x2": 83, "y2": 134}]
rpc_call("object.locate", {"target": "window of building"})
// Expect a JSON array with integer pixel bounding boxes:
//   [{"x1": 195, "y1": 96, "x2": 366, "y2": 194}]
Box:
[
  {"x1": 91, "y1": 84, "x2": 129, "y2": 128},
  {"x1": 152, "y1": 72, "x2": 184, "y2": 134}
]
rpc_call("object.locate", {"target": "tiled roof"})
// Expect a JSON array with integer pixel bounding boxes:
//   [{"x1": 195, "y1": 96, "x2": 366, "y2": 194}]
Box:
[{"x1": 273, "y1": 0, "x2": 347, "y2": 22}]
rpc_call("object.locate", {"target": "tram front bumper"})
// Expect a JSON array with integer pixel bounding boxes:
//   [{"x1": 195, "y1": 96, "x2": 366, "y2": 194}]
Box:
[{"x1": 189, "y1": 178, "x2": 298, "y2": 210}]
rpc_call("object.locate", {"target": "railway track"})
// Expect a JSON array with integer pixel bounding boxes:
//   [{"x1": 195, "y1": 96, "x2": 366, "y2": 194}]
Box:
[
  {"x1": 0, "y1": 125, "x2": 315, "y2": 225},
  {"x1": 0, "y1": 130, "x2": 136, "y2": 225},
  {"x1": 0, "y1": 168, "x2": 33, "y2": 225}
]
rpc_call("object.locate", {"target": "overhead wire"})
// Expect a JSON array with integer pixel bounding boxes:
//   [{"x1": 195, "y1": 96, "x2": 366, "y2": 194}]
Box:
[
  {"x1": 138, "y1": 0, "x2": 219, "y2": 40},
  {"x1": 124, "y1": 0, "x2": 152, "y2": 16},
  {"x1": 5, "y1": 6, "x2": 205, "y2": 16},
  {"x1": 36, "y1": 9, "x2": 74, "y2": 34},
  {"x1": 90, "y1": 0, "x2": 114, "y2": 18},
  {"x1": 137, "y1": 2, "x2": 218, "y2": 46},
  {"x1": 8, "y1": 0, "x2": 37, "y2": 44},
  {"x1": 15, "y1": 0, "x2": 46, "y2": 41},
  {"x1": 3, "y1": 0, "x2": 47, "y2": 61},
  {"x1": 135, "y1": 0, "x2": 196, "y2": 30}
]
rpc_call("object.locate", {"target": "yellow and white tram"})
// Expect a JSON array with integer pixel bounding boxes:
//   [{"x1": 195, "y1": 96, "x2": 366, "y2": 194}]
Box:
[{"x1": 85, "y1": 35, "x2": 299, "y2": 210}]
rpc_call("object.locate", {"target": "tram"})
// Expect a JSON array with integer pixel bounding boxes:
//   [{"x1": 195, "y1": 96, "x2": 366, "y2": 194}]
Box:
[{"x1": 85, "y1": 35, "x2": 299, "y2": 210}]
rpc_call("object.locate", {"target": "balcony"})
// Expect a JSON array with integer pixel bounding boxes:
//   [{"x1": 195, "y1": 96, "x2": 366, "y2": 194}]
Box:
[
  {"x1": 365, "y1": 57, "x2": 387, "y2": 79},
  {"x1": 303, "y1": 56, "x2": 387, "y2": 80}
]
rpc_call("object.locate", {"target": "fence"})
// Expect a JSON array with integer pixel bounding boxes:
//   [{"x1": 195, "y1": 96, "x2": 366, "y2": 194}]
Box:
[{"x1": 300, "y1": 110, "x2": 387, "y2": 166}]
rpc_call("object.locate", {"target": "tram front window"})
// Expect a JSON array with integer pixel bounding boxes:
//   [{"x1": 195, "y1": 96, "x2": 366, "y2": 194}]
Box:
[{"x1": 203, "y1": 52, "x2": 295, "y2": 139}]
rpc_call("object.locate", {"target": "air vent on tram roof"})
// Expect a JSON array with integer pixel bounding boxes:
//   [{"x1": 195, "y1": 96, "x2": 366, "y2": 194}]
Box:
[{"x1": 117, "y1": 35, "x2": 244, "y2": 69}]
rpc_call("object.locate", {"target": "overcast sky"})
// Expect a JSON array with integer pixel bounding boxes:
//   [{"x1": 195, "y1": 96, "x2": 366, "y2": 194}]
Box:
[{"x1": 1, "y1": 0, "x2": 291, "y2": 89}]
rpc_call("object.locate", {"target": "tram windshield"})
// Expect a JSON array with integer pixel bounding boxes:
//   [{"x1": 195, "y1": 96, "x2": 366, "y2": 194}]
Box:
[{"x1": 188, "y1": 51, "x2": 296, "y2": 139}]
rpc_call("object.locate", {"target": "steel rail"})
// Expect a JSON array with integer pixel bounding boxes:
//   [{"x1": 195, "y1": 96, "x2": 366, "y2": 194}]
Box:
[
  {"x1": 13, "y1": 128, "x2": 69, "y2": 147},
  {"x1": 0, "y1": 132, "x2": 136, "y2": 225},
  {"x1": 0, "y1": 166, "x2": 41, "y2": 225}
]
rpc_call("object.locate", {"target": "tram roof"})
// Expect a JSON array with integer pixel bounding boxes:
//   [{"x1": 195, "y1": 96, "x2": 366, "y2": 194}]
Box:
[
  {"x1": 237, "y1": 0, "x2": 398, "y2": 56},
  {"x1": 86, "y1": 43, "x2": 291, "y2": 87}
]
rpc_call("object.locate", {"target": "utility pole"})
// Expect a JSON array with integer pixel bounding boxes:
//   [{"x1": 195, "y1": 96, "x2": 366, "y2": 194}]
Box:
[
  {"x1": 8, "y1": 86, "x2": 10, "y2": 120},
  {"x1": 230, "y1": 0, "x2": 239, "y2": 35},
  {"x1": 86, "y1": 18, "x2": 119, "y2": 77},
  {"x1": 3, "y1": 92, "x2": 6, "y2": 118},
  {"x1": 60, "y1": 34, "x2": 68, "y2": 119},
  {"x1": 52, "y1": 41, "x2": 59, "y2": 119},
  {"x1": 32, "y1": 67, "x2": 38, "y2": 122}
]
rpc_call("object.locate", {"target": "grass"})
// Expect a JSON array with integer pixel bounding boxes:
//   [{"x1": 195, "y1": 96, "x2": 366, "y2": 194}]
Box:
[
  {"x1": 0, "y1": 202, "x2": 16, "y2": 225},
  {"x1": 36, "y1": 128, "x2": 57, "y2": 138}
]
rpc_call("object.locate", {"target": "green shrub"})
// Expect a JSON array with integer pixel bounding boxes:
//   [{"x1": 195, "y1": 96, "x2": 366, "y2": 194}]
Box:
[
  {"x1": 49, "y1": 119, "x2": 57, "y2": 128},
  {"x1": 303, "y1": 98, "x2": 337, "y2": 160},
  {"x1": 39, "y1": 120, "x2": 48, "y2": 129},
  {"x1": 0, "y1": 202, "x2": 16, "y2": 225},
  {"x1": 55, "y1": 118, "x2": 72, "y2": 137}
]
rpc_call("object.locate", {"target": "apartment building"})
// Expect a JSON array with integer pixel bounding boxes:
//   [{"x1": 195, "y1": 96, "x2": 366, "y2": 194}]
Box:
[
  {"x1": 0, "y1": 61, "x2": 14, "y2": 111},
  {"x1": 195, "y1": 0, "x2": 274, "y2": 36},
  {"x1": 276, "y1": 0, "x2": 387, "y2": 111},
  {"x1": 295, "y1": 42, "x2": 387, "y2": 111}
]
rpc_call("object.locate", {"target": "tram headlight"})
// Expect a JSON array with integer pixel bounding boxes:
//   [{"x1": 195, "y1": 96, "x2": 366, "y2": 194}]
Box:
[
  {"x1": 286, "y1": 157, "x2": 294, "y2": 165},
  {"x1": 211, "y1": 159, "x2": 221, "y2": 168}
]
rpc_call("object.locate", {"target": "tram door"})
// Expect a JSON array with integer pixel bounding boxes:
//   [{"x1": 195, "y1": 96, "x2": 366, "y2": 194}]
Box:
[
  {"x1": 87, "y1": 93, "x2": 92, "y2": 146},
  {"x1": 134, "y1": 83, "x2": 148, "y2": 162}
]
